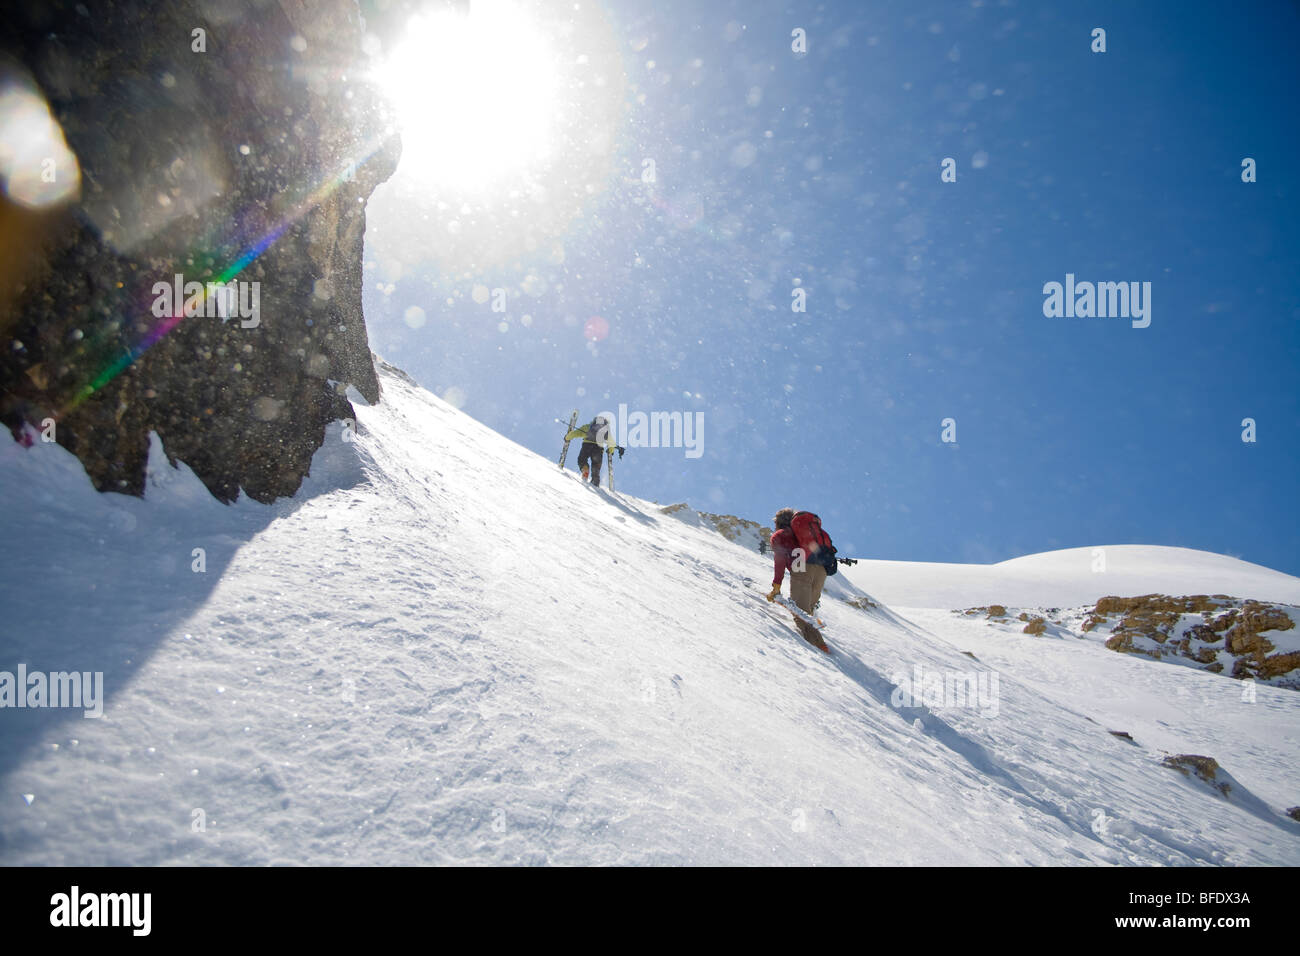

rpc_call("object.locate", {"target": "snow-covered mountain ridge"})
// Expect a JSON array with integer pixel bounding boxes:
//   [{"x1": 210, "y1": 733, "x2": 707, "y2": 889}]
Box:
[
  {"x1": 840, "y1": 546, "x2": 1300, "y2": 609},
  {"x1": 1, "y1": 361, "x2": 1297, "y2": 865}
]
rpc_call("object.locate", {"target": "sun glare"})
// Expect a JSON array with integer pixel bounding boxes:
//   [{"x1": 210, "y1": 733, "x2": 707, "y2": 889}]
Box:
[{"x1": 376, "y1": 1, "x2": 561, "y2": 193}]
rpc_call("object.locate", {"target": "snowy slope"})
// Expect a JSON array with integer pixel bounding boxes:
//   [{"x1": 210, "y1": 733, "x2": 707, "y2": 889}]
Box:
[
  {"x1": 839, "y1": 546, "x2": 1300, "y2": 610},
  {"x1": 1, "y1": 361, "x2": 1298, "y2": 865}
]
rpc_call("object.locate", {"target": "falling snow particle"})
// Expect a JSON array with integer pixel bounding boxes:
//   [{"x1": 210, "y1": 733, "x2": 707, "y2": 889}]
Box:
[{"x1": 730, "y1": 142, "x2": 757, "y2": 168}]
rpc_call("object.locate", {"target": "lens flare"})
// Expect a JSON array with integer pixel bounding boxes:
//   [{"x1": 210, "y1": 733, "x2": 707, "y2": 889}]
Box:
[
  {"x1": 584, "y1": 315, "x2": 609, "y2": 341},
  {"x1": 0, "y1": 81, "x2": 80, "y2": 208}
]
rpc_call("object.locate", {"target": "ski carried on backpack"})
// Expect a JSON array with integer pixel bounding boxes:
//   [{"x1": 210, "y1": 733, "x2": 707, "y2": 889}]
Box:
[
  {"x1": 773, "y1": 594, "x2": 828, "y2": 635},
  {"x1": 745, "y1": 584, "x2": 831, "y2": 654},
  {"x1": 557, "y1": 409, "x2": 578, "y2": 469}
]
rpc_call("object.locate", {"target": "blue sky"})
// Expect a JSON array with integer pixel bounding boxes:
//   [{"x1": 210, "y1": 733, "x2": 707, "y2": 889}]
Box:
[{"x1": 363, "y1": 0, "x2": 1299, "y2": 574}]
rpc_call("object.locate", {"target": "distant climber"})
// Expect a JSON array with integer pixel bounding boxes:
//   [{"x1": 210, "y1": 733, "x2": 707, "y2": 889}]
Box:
[
  {"x1": 565, "y1": 414, "x2": 623, "y2": 487},
  {"x1": 766, "y1": 507, "x2": 838, "y2": 652}
]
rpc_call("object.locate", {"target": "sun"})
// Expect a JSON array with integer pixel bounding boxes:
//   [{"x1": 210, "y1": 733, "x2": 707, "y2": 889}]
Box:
[{"x1": 374, "y1": 1, "x2": 561, "y2": 194}]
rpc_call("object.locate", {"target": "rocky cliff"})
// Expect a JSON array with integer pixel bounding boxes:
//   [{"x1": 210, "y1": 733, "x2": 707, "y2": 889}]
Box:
[
  {"x1": 0, "y1": 0, "x2": 401, "y2": 502},
  {"x1": 659, "y1": 502, "x2": 772, "y2": 552}
]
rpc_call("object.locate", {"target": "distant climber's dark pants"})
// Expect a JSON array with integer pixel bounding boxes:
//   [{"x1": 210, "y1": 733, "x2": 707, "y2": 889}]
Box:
[
  {"x1": 789, "y1": 565, "x2": 828, "y2": 645},
  {"x1": 577, "y1": 443, "x2": 603, "y2": 485}
]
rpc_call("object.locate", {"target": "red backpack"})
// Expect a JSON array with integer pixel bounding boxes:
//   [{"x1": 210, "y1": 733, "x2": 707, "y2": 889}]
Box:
[{"x1": 790, "y1": 511, "x2": 838, "y2": 575}]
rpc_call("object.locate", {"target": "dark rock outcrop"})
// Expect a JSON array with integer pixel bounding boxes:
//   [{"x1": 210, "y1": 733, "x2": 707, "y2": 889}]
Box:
[
  {"x1": 1161, "y1": 754, "x2": 1231, "y2": 797},
  {"x1": 1020, "y1": 614, "x2": 1047, "y2": 635},
  {"x1": 1, "y1": 0, "x2": 401, "y2": 502},
  {"x1": 959, "y1": 604, "x2": 1008, "y2": 620},
  {"x1": 1086, "y1": 594, "x2": 1299, "y2": 688}
]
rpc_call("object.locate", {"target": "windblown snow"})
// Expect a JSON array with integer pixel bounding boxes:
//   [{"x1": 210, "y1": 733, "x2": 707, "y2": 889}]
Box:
[{"x1": 1, "y1": 361, "x2": 1297, "y2": 865}]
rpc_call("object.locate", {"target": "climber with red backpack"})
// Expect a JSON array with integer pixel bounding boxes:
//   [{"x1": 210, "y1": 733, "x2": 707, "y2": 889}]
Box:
[{"x1": 766, "y1": 507, "x2": 838, "y2": 652}]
